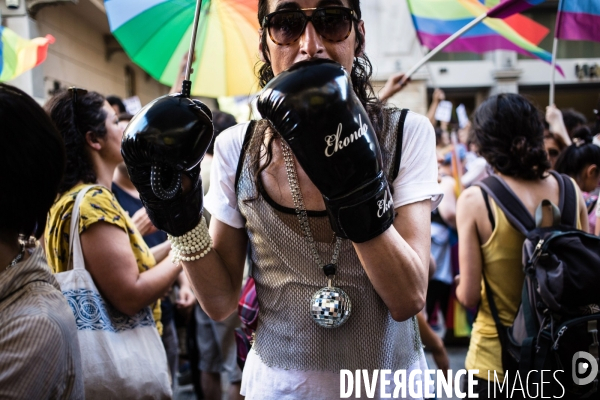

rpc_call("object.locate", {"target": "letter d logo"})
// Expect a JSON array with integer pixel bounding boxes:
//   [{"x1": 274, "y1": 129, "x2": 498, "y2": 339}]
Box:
[{"x1": 572, "y1": 351, "x2": 599, "y2": 386}]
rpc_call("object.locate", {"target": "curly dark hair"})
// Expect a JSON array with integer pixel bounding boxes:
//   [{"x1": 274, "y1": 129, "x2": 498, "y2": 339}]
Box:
[
  {"x1": 555, "y1": 126, "x2": 600, "y2": 179},
  {"x1": 0, "y1": 83, "x2": 66, "y2": 238},
  {"x1": 45, "y1": 90, "x2": 107, "y2": 194},
  {"x1": 471, "y1": 93, "x2": 550, "y2": 180},
  {"x1": 256, "y1": 0, "x2": 383, "y2": 134},
  {"x1": 251, "y1": 0, "x2": 385, "y2": 195}
]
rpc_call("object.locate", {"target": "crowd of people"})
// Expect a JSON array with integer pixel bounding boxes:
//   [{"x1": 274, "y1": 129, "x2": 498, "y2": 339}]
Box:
[{"x1": 1, "y1": 0, "x2": 600, "y2": 398}]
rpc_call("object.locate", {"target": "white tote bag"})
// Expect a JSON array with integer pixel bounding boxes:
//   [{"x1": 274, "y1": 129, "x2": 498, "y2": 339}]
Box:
[{"x1": 55, "y1": 186, "x2": 172, "y2": 400}]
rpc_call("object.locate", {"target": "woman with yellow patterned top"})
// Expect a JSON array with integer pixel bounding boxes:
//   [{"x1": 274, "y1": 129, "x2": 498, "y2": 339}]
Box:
[{"x1": 44, "y1": 89, "x2": 183, "y2": 337}]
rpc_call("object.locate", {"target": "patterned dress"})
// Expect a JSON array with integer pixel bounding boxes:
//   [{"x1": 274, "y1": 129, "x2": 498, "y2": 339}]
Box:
[{"x1": 45, "y1": 183, "x2": 161, "y2": 334}]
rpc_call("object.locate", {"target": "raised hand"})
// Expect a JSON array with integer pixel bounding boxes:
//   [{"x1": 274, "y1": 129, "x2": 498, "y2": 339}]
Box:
[
  {"x1": 121, "y1": 94, "x2": 213, "y2": 236},
  {"x1": 257, "y1": 59, "x2": 394, "y2": 243}
]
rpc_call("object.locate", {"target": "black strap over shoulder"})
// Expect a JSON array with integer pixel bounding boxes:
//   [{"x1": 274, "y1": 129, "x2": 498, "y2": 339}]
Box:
[
  {"x1": 476, "y1": 175, "x2": 535, "y2": 235},
  {"x1": 474, "y1": 171, "x2": 579, "y2": 236},
  {"x1": 391, "y1": 108, "x2": 409, "y2": 181},
  {"x1": 555, "y1": 172, "x2": 577, "y2": 227},
  {"x1": 480, "y1": 188, "x2": 496, "y2": 231},
  {"x1": 234, "y1": 120, "x2": 257, "y2": 196}
]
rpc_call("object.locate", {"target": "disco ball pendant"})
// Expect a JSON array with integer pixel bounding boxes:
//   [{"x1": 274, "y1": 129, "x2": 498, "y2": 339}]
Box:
[{"x1": 310, "y1": 281, "x2": 352, "y2": 328}]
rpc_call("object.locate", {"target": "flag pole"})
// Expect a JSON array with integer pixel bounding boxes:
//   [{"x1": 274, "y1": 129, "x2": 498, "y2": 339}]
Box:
[
  {"x1": 182, "y1": 0, "x2": 203, "y2": 97},
  {"x1": 549, "y1": 37, "x2": 558, "y2": 106},
  {"x1": 421, "y1": 45, "x2": 439, "y2": 89},
  {"x1": 403, "y1": 13, "x2": 487, "y2": 81},
  {"x1": 549, "y1": 0, "x2": 563, "y2": 106}
]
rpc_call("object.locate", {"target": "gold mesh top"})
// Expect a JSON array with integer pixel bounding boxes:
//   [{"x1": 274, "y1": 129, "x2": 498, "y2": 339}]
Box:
[{"x1": 237, "y1": 109, "x2": 422, "y2": 371}]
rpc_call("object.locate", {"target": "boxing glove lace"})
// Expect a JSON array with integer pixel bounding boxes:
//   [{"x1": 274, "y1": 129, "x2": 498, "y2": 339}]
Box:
[{"x1": 121, "y1": 94, "x2": 213, "y2": 236}]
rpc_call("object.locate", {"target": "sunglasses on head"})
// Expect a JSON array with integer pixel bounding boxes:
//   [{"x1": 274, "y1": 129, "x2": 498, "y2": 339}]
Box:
[
  {"x1": 262, "y1": 6, "x2": 357, "y2": 46},
  {"x1": 68, "y1": 87, "x2": 88, "y2": 104},
  {"x1": 67, "y1": 87, "x2": 88, "y2": 134}
]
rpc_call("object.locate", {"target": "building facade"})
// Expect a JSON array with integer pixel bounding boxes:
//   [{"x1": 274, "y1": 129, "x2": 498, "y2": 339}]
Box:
[
  {"x1": 2, "y1": 0, "x2": 169, "y2": 105},
  {"x1": 2, "y1": 0, "x2": 599, "y2": 122},
  {"x1": 364, "y1": 0, "x2": 600, "y2": 123}
]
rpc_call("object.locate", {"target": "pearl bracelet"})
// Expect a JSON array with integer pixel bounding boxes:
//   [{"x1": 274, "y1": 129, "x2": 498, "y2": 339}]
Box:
[{"x1": 168, "y1": 216, "x2": 213, "y2": 264}]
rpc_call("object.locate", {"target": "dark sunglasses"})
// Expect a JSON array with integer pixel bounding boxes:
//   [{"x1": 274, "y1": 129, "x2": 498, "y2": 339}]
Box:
[
  {"x1": 548, "y1": 148, "x2": 560, "y2": 158},
  {"x1": 67, "y1": 87, "x2": 88, "y2": 134},
  {"x1": 68, "y1": 87, "x2": 88, "y2": 105},
  {"x1": 262, "y1": 6, "x2": 357, "y2": 46}
]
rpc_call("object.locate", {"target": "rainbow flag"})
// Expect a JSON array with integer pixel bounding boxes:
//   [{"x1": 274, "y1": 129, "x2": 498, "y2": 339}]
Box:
[
  {"x1": 0, "y1": 26, "x2": 55, "y2": 82},
  {"x1": 486, "y1": 0, "x2": 546, "y2": 18},
  {"x1": 555, "y1": 0, "x2": 600, "y2": 43},
  {"x1": 408, "y1": 0, "x2": 563, "y2": 74}
]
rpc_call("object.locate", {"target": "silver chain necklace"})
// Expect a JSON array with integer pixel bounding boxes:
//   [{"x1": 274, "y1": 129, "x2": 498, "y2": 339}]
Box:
[{"x1": 281, "y1": 141, "x2": 351, "y2": 328}]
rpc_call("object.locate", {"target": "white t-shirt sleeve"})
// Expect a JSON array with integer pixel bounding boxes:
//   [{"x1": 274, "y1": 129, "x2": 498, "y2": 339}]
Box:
[
  {"x1": 204, "y1": 122, "x2": 250, "y2": 229},
  {"x1": 205, "y1": 113, "x2": 442, "y2": 227},
  {"x1": 392, "y1": 111, "x2": 443, "y2": 210}
]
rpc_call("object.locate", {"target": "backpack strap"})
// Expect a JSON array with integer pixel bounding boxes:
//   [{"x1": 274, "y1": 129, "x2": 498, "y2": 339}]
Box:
[
  {"x1": 477, "y1": 175, "x2": 535, "y2": 368},
  {"x1": 549, "y1": 170, "x2": 578, "y2": 228},
  {"x1": 475, "y1": 175, "x2": 535, "y2": 235},
  {"x1": 482, "y1": 273, "x2": 505, "y2": 331},
  {"x1": 480, "y1": 187, "x2": 496, "y2": 231},
  {"x1": 391, "y1": 108, "x2": 409, "y2": 181},
  {"x1": 234, "y1": 120, "x2": 257, "y2": 196}
]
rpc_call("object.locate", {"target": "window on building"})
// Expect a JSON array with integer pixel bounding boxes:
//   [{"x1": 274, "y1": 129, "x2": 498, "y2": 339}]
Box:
[{"x1": 430, "y1": 52, "x2": 484, "y2": 62}]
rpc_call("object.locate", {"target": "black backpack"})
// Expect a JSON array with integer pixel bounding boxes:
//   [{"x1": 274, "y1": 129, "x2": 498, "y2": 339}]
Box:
[{"x1": 476, "y1": 171, "x2": 600, "y2": 398}]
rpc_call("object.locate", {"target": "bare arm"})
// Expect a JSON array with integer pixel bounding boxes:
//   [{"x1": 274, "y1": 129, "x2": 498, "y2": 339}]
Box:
[
  {"x1": 378, "y1": 72, "x2": 409, "y2": 104},
  {"x1": 426, "y1": 89, "x2": 445, "y2": 127},
  {"x1": 428, "y1": 253, "x2": 436, "y2": 280},
  {"x1": 578, "y1": 188, "x2": 590, "y2": 233},
  {"x1": 438, "y1": 176, "x2": 457, "y2": 229},
  {"x1": 181, "y1": 218, "x2": 248, "y2": 321},
  {"x1": 417, "y1": 310, "x2": 449, "y2": 376},
  {"x1": 176, "y1": 270, "x2": 197, "y2": 314},
  {"x1": 81, "y1": 222, "x2": 182, "y2": 316},
  {"x1": 150, "y1": 240, "x2": 171, "y2": 263},
  {"x1": 546, "y1": 105, "x2": 572, "y2": 146},
  {"x1": 455, "y1": 187, "x2": 486, "y2": 308},
  {"x1": 353, "y1": 200, "x2": 431, "y2": 321}
]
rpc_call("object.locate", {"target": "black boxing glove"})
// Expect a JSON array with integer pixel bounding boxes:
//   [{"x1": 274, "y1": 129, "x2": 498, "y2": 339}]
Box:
[
  {"x1": 257, "y1": 59, "x2": 394, "y2": 243},
  {"x1": 121, "y1": 94, "x2": 213, "y2": 236}
]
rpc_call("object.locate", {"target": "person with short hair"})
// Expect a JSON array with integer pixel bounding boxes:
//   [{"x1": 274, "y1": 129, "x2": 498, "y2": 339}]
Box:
[{"x1": 0, "y1": 83, "x2": 84, "y2": 399}]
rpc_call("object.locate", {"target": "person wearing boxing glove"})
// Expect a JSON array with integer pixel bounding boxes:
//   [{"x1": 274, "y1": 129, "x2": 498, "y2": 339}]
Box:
[
  {"x1": 256, "y1": 58, "x2": 394, "y2": 243},
  {"x1": 121, "y1": 94, "x2": 213, "y2": 237},
  {"x1": 143, "y1": 0, "x2": 441, "y2": 398}
]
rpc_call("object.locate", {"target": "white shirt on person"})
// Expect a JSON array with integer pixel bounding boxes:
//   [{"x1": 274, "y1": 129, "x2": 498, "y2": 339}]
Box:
[{"x1": 204, "y1": 111, "x2": 443, "y2": 400}]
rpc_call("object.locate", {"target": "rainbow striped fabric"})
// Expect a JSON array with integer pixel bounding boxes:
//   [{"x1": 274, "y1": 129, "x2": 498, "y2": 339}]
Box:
[
  {"x1": 408, "y1": 0, "x2": 563, "y2": 74},
  {"x1": 486, "y1": 0, "x2": 546, "y2": 18},
  {"x1": 556, "y1": 0, "x2": 600, "y2": 43},
  {"x1": 0, "y1": 26, "x2": 55, "y2": 82}
]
